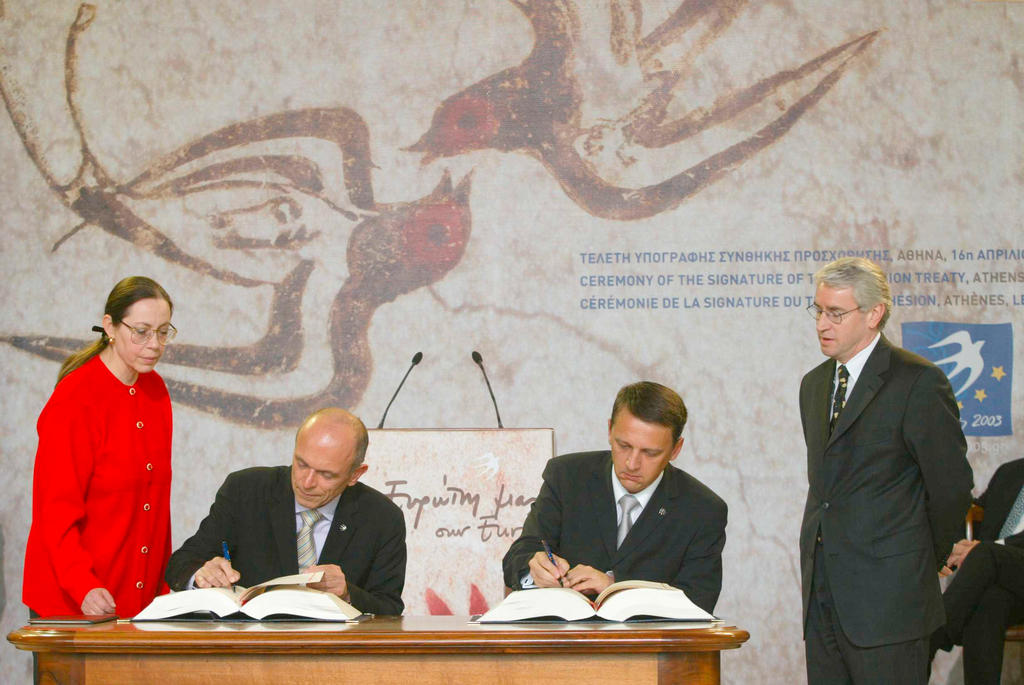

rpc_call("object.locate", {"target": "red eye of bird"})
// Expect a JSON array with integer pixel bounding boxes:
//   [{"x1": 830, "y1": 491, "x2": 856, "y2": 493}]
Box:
[
  {"x1": 438, "y1": 95, "x2": 499, "y2": 151},
  {"x1": 404, "y1": 204, "x2": 469, "y2": 271},
  {"x1": 427, "y1": 223, "x2": 450, "y2": 246}
]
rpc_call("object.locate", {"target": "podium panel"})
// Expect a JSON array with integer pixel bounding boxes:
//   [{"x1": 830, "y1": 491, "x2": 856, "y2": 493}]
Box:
[{"x1": 362, "y1": 428, "x2": 553, "y2": 615}]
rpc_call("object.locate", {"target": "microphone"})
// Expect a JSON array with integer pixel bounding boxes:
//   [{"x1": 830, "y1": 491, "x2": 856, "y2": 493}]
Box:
[
  {"x1": 472, "y1": 350, "x2": 503, "y2": 428},
  {"x1": 377, "y1": 352, "x2": 423, "y2": 429}
]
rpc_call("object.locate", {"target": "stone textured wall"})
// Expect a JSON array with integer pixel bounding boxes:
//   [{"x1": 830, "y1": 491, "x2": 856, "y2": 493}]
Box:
[{"x1": 2, "y1": 1, "x2": 1021, "y2": 682}]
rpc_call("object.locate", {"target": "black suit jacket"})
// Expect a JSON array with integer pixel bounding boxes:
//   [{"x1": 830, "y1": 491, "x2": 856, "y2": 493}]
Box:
[
  {"x1": 166, "y1": 466, "x2": 406, "y2": 615},
  {"x1": 799, "y1": 335, "x2": 973, "y2": 647},
  {"x1": 976, "y1": 458, "x2": 1024, "y2": 546},
  {"x1": 502, "y1": 451, "x2": 727, "y2": 614}
]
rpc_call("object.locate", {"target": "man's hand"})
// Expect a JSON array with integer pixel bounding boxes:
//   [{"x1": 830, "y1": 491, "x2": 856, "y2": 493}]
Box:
[
  {"x1": 527, "y1": 551, "x2": 570, "y2": 588},
  {"x1": 306, "y1": 564, "x2": 349, "y2": 601},
  {"x1": 194, "y1": 557, "x2": 241, "y2": 588},
  {"x1": 565, "y1": 564, "x2": 613, "y2": 595},
  {"x1": 80, "y1": 587, "x2": 116, "y2": 615},
  {"x1": 940, "y1": 539, "x2": 980, "y2": 576}
]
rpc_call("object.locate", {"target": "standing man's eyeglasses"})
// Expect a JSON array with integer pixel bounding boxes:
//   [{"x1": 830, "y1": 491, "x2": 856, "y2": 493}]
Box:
[{"x1": 805, "y1": 304, "x2": 861, "y2": 325}]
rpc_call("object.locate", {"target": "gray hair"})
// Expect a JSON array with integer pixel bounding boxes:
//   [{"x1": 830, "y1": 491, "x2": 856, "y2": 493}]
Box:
[{"x1": 814, "y1": 257, "x2": 892, "y2": 329}]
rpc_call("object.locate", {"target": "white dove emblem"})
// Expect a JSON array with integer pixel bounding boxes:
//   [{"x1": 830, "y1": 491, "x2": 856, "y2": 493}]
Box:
[
  {"x1": 929, "y1": 331, "x2": 986, "y2": 397},
  {"x1": 473, "y1": 452, "x2": 500, "y2": 479}
]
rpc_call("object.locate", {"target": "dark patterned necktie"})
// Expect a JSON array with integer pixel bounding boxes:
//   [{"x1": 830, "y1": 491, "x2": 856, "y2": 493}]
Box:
[{"x1": 829, "y1": 364, "x2": 849, "y2": 435}]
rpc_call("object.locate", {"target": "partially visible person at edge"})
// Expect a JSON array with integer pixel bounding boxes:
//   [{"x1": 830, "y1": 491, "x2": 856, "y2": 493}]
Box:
[{"x1": 23, "y1": 276, "x2": 177, "y2": 618}]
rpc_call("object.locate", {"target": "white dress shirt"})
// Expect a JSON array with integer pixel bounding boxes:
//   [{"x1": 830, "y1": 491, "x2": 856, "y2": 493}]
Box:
[{"x1": 834, "y1": 333, "x2": 881, "y2": 402}]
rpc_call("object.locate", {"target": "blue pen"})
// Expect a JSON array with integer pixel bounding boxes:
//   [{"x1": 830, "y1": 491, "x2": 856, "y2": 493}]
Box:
[
  {"x1": 540, "y1": 539, "x2": 564, "y2": 587},
  {"x1": 221, "y1": 541, "x2": 237, "y2": 590}
]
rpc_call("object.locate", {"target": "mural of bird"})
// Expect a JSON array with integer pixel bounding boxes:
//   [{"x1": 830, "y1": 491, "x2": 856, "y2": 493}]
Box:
[
  {"x1": 159, "y1": 169, "x2": 472, "y2": 428},
  {"x1": 1, "y1": 3, "x2": 473, "y2": 429},
  {"x1": 408, "y1": 0, "x2": 878, "y2": 220}
]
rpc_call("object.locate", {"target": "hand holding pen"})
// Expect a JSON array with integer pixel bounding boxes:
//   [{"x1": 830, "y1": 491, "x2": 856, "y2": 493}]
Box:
[
  {"x1": 193, "y1": 541, "x2": 241, "y2": 589},
  {"x1": 530, "y1": 539, "x2": 569, "y2": 588},
  {"x1": 222, "y1": 541, "x2": 238, "y2": 590}
]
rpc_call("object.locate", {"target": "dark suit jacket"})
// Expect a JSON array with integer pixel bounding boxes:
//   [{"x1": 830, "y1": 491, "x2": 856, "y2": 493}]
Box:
[
  {"x1": 166, "y1": 466, "x2": 406, "y2": 615},
  {"x1": 975, "y1": 458, "x2": 1024, "y2": 547},
  {"x1": 502, "y1": 451, "x2": 727, "y2": 614},
  {"x1": 799, "y1": 335, "x2": 973, "y2": 647}
]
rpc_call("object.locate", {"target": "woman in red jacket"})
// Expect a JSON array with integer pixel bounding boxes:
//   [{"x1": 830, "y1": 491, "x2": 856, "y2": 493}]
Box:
[{"x1": 24, "y1": 276, "x2": 176, "y2": 617}]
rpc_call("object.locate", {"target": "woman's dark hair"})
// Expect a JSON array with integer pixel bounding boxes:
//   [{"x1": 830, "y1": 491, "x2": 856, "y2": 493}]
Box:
[{"x1": 57, "y1": 276, "x2": 173, "y2": 383}]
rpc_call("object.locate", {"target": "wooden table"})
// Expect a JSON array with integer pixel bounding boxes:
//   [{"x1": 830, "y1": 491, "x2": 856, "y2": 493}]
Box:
[{"x1": 9, "y1": 616, "x2": 749, "y2": 684}]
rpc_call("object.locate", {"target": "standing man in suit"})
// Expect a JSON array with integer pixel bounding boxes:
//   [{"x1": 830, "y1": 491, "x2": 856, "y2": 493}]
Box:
[
  {"x1": 931, "y1": 458, "x2": 1024, "y2": 684},
  {"x1": 799, "y1": 257, "x2": 973, "y2": 684},
  {"x1": 166, "y1": 407, "x2": 406, "y2": 615},
  {"x1": 502, "y1": 381, "x2": 727, "y2": 614}
]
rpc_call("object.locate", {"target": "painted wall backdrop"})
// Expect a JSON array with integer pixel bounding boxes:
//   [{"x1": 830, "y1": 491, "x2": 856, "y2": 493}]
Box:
[{"x1": 1, "y1": 1, "x2": 1021, "y2": 682}]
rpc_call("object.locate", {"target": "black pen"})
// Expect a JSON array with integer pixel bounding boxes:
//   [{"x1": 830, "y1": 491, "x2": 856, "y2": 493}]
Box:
[{"x1": 540, "y1": 539, "x2": 564, "y2": 587}]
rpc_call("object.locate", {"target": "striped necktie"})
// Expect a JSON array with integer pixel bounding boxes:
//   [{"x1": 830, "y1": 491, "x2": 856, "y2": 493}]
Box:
[{"x1": 297, "y1": 508, "x2": 322, "y2": 570}]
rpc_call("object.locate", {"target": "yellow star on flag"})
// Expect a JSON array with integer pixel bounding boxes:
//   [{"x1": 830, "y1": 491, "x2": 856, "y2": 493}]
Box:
[
  {"x1": 991, "y1": 366, "x2": 1006, "y2": 381},
  {"x1": 974, "y1": 388, "x2": 987, "y2": 403}
]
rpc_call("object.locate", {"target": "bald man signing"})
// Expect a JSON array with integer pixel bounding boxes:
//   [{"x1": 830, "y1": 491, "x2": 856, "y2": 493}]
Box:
[{"x1": 166, "y1": 408, "x2": 406, "y2": 615}]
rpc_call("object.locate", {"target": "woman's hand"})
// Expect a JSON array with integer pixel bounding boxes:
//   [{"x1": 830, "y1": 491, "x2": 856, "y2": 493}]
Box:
[{"x1": 80, "y1": 587, "x2": 116, "y2": 614}]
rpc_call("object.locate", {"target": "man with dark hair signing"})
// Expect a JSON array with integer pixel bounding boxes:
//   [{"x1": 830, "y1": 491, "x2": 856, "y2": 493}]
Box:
[
  {"x1": 166, "y1": 407, "x2": 406, "y2": 615},
  {"x1": 502, "y1": 381, "x2": 727, "y2": 614}
]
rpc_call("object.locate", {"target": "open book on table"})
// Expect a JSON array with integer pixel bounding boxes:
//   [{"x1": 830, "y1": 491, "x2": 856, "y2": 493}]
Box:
[
  {"x1": 475, "y1": 579, "x2": 717, "y2": 623},
  {"x1": 132, "y1": 571, "x2": 365, "y2": 622}
]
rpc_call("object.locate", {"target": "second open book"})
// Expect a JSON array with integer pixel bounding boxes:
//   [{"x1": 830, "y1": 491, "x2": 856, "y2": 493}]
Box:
[
  {"x1": 133, "y1": 572, "x2": 364, "y2": 622},
  {"x1": 476, "y1": 579, "x2": 718, "y2": 623}
]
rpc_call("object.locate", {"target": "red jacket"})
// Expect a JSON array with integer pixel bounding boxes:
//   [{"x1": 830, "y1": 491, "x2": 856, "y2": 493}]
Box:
[{"x1": 23, "y1": 355, "x2": 173, "y2": 617}]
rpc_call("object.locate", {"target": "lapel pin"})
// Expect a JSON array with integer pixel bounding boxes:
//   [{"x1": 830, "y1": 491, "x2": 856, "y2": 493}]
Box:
[
  {"x1": 339, "y1": 523, "x2": 348, "y2": 532},
  {"x1": 659, "y1": 508, "x2": 666, "y2": 516}
]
